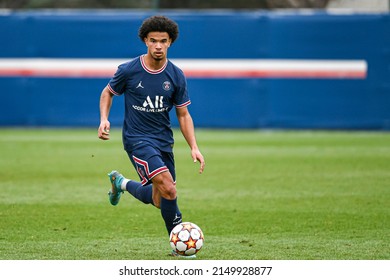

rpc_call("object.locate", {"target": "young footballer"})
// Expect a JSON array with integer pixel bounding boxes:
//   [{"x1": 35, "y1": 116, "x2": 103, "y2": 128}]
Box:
[{"x1": 97, "y1": 15, "x2": 205, "y2": 256}]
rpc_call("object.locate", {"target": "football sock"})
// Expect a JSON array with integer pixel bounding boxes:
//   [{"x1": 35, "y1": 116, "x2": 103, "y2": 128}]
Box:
[
  {"x1": 160, "y1": 197, "x2": 182, "y2": 235},
  {"x1": 125, "y1": 180, "x2": 154, "y2": 205}
]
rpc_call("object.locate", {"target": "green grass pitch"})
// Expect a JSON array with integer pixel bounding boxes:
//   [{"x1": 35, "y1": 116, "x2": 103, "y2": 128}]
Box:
[{"x1": 0, "y1": 128, "x2": 389, "y2": 260}]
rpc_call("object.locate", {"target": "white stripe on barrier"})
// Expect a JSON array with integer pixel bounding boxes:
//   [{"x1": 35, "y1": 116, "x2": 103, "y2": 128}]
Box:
[{"x1": 0, "y1": 58, "x2": 367, "y2": 78}]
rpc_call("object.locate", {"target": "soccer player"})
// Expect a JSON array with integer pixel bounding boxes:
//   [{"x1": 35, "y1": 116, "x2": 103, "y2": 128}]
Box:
[{"x1": 97, "y1": 15, "x2": 205, "y2": 254}]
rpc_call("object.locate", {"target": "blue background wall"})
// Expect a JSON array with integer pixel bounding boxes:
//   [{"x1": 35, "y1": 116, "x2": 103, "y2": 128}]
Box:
[{"x1": 0, "y1": 10, "x2": 389, "y2": 129}]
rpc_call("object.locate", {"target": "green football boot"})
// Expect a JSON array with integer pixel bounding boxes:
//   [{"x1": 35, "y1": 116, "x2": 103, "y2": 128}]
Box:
[{"x1": 108, "y1": 170, "x2": 124, "y2": 206}]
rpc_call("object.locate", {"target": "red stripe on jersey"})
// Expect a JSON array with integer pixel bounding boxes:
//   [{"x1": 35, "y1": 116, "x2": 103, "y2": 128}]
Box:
[
  {"x1": 175, "y1": 100, "x2": 191, "y2": 108},
  {"x1": 140, "y1": 55, "x2": 168, "y2": 75},
  {"x1": 107, "y1": 83, "x2": 121, "y2": 96}
]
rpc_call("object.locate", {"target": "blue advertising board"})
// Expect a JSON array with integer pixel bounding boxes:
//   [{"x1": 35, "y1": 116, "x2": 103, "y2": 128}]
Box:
[{"x1": 0, "y1": 11, "x2": 389, "y2": 129}]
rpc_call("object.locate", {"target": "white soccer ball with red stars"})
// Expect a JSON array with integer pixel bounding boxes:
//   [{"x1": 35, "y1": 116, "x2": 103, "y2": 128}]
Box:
[{"x1": 169, "y1": 222, "x2": 204, "y2": 256}]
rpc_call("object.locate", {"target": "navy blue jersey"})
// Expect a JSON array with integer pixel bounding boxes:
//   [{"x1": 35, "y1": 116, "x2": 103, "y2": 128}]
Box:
[{"x1": 108, "y1": 55, "x2": 191, "y2": 152}]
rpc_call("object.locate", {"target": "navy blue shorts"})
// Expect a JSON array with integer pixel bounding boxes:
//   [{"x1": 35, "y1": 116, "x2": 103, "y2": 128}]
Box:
[{"x1": 126, "y1": 143, "x2": 175, "y2": 186}]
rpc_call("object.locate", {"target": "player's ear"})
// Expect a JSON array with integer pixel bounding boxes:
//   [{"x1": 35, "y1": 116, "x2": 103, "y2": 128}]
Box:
[{"x1": 144, "y1": 37, "x2": 148, "y2": 46}]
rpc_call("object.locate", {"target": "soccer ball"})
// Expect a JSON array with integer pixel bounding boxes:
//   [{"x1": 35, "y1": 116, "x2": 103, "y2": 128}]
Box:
[{"x1": 170, "y1": 222, "x2": 204, "y2": 256}]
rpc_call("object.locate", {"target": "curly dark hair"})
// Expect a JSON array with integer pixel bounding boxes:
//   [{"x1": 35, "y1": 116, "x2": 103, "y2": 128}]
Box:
[{"x1": 138, "y1": 15, "x2": 179, "y2": 44}]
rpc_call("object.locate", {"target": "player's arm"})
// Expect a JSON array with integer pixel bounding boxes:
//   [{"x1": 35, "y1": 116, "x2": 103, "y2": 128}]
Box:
[
  {"x1": 98, "y1": 86, "x2": 114, "y2": 140},
  {"x1": 176, "y1": 106, "x2": 205, "y2": 174}
]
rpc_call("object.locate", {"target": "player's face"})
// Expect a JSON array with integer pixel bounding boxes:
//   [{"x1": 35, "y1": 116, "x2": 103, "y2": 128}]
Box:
[{"x1": 144, "y1": 32, "x2": 172, "y2": 61}]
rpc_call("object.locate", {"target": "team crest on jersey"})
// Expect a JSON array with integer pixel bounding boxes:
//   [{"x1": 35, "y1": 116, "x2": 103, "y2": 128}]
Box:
[{"x1": 162, "y1": 81, "x2": 171, "y2": 91}]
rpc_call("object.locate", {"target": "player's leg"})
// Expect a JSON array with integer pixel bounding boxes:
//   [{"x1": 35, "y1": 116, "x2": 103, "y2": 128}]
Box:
[
  {"x1": 108, "y1": 170, "x2": 154, "y2": 206},
  {"x1": 127, "y1": 150, "x2": 182, "y2": 235},
  {"x1": 118, "y1": 148, "x2": 157, "y2": 205},
  {"x1": 126, "y1": 147, "x2": 183, "y2": 234},
  {"x1": 151, "y1": 150, "x2": 182, "y2": 235},
  {"x1": 109, "y1": 145, "x2": 174, "y2": 208},
  {"x1": 107, "y1": 147, "x2": 155, "y2": 206},
  {"x1": 151, "y1": 170, "x2": 182, "y2": 235},
  {"x1": 107, "y1": 146, "x2": 182, "y2": 234}
]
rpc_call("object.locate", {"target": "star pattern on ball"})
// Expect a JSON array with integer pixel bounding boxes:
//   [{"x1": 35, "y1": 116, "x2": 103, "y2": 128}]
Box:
[
  {"x1": 170, "y1": 232, "x2": 180, "y2": 245},
  {"x1": 182, "y1": 223, "x2": 194, "y2": 231},
  {"x1": 170, "y1": 222, "x2": 204, "y2": 257},
  {"x1": 185, "y1": 237, "x2": 197, "y2": 250}
]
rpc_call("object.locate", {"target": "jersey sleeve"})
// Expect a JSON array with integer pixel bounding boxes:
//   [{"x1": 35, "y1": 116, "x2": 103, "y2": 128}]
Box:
[
  {"x1": 107, "y1": 63, "x2": 129, "y2": 96},
  {"x1": 173, "y1": 70, "x2": 191, "y2": 108}
]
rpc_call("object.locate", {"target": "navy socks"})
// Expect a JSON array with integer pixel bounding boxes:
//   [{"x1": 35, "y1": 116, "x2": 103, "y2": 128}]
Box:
[
  {"x1": 160, "y1": 197, "x2": 182, "y2": 235},
  {"x1": 126, "y1": 180, "x2": 153, "y2": 205}
]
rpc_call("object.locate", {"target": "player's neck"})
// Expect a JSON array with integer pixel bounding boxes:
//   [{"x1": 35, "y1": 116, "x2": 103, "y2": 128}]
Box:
[{"x1": 143, "y1": 54, "x2": 167, "y2": 71}]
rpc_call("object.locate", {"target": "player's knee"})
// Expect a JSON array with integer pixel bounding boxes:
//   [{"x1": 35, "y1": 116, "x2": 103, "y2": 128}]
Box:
[
  {"x1": 164, "y1": 184, "x2": 177, "y2": 199},
  {"x1": 152, "y1": 173, "x2": 176, "y2": 200},
  {"x1": 158, "y1": 181, "x2": 176, "y2": 200}
]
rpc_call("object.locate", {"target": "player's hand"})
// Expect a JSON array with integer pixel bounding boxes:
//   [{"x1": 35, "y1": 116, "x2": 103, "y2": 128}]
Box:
[
  {"x1": 98, "y1": 121, "x2": 110, "y2": 140},
  {"x1": 192, "y1": 149, "x2": 205, "y2": 174}
]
